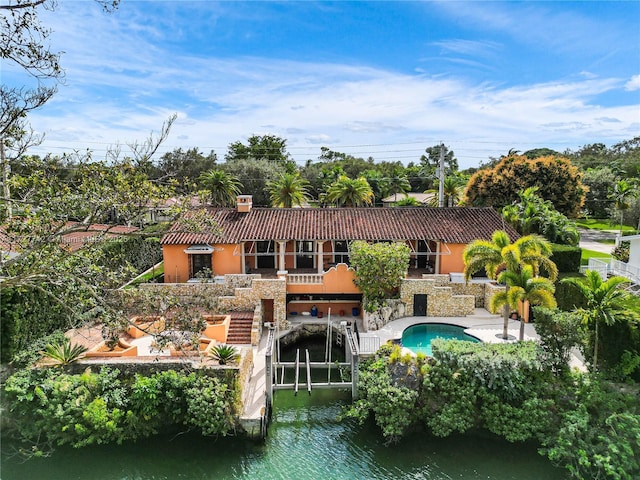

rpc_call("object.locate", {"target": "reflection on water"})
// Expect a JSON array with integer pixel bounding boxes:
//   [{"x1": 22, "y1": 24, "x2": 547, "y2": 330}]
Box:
[{"x1": 0, "y1": 387, "x2": 566, "y2": 480}]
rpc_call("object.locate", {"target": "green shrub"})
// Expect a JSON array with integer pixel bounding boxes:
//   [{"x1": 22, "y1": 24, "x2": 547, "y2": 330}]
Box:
[
  {"x1": 550, "y1": 244, "x2": 582, "y2": 273},
  {"x1": 2, "y1": 367, "x2": 239, "y2": 454},
  {"x1": 554, "y1": 276, "x2": 588, "y2": 311}
]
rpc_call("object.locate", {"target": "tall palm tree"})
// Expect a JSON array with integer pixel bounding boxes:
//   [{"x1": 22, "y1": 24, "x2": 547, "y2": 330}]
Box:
[
  {"x1": 326, "y1": 175, "x2": 373, "y2": 207},
  {"x1": 198, "y1": 169, "x2": 242, "y2": 207},
  {"x1": 267, "y1": 172, "x2": 310, "y2": 208},
  {"x1": 463, "y1": 230, "x2": 557, "y2": 339},
  {"x1": 491, "y1": 265, "x2": 557, "y2": 341},
  {"x1": 562, "y1": 270, "x2": 638, "y2": 371},
  {"x1": 610, "y1": 179, "x2": 638, "y2": 234}
]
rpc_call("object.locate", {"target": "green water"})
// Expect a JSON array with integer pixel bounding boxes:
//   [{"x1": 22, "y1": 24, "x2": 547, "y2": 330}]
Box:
[
  {"x1": 0, "y1": 390, "x2": 567, "y2": 479},
  {"x1": 1, "y1": 338, "x2": 567, "y2": 479}
]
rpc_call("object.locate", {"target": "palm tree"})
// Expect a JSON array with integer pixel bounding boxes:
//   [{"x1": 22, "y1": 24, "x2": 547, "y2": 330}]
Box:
[
  {"x1": 387, "y1": 173, "x2": 411, "y2": 198},
  {"x1": 267, "y1": 172, "x2": 310, "y2": 208},
  {"x1": 326, "y1": 175, "x2": 373, "y2": 207},
  {"x1": 562, "y1": 270, "x2": 639, "y2": 371},
  {"x1": 463, "y1": 230, "x2": 558, "y2": 339},
  {"x1": 198, "y1": 169, "x2": 242, "y2": 207},
  {"x1": 426, "y1": 176, "x2": 464, "y2": 207},
  {"x1": 610, "y1": 179, "x2": 638, "y2": 234},
  {"x1": 491, "y1": 265, "x2": 557, "y2": 341}
]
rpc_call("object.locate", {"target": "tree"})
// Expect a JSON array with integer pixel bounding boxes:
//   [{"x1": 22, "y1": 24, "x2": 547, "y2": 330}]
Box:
[
  {"x1": 154, "y1": 148, "x2": 217, "y2": 193},
  {"x1": 562, "y1": 270, "x2": 640, "y2": 371},
  {"x1": 420, "y1": 145, "x2": 458, "y2": 176},
  {"x1": 225, "y1": 134, "x2": 291, "y2": 163},
  {"x1": 490, "y1": 265, "x2": 557, "y2": 341},
  {"x1": 350, "y1": 241, "x2": 411, "y2": 312},
  {"x1": 267, "y1": 172, "x2": 310, "y2": 208},
  {"x1": 581, "y1": 167, "x2": 617, "y2": 218},
  {"x1": 463, "y1": 230, "x2": 558, "y2": 339},
  {"x1": 221, "y1": 158, "x2": 285, "y2": 206},
  {"x1": 463, "y1": 154, "x2": 586, "y2": 217},
  {"x1": 502, "y1": 187, "x2": 580, "y2": 246},
  {"x1": 198, "y1": 169, "x2": 242, "y2": 207},
  {"x1": 325, "y1": 175, "x2": 373, "y2": 207},
  {"x1": 609, "y1": 179, "x2": 638, "y2": 233}
]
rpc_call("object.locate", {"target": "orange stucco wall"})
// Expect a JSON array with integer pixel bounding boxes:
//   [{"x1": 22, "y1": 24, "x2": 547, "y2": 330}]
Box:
[
  {"x1": 439, "y1": 243, "x2": 466, "y2": 274},
  {"x1": 163, "y1": 244, "x2": 190, "y2": 283},
  {"x1": 286, "y1": 263, "x2": 360, "y2": 295},
  {"x1": 163, "y1": 243, "x2": 241, "y2": 283},
  {"x1": 213, "y1": 244, "x2": 241, "y2": 275}
]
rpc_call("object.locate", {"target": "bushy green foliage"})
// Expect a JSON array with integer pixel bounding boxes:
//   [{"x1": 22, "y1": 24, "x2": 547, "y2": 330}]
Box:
[
  {"x1": 532, "y1": 307, "x2": 584, "y2": 373},
  {"x1": 3, "y1": 367, "x2": 239, "y2": 454},
  {"x1": 347, "y1": 338, "x2": 640, "y2": 479},
  {"x1": 540, "y1": 375, "x2": 640, "y2": 480},
  {"x1": 550, "y1": 244, "x2": 582, "y2": 273},
  {"x1": 1, "y1": 287, "x2": 70, "y2": 363},
  {"x1": 503, "y1": 187, "x2": 580, "y2": 245},
  {"x1": 612, "y1": 241, "x2": 630, "y2": 263},
  {"x1": 98, "y1": 236, "x2": 162, "y2": 275},
  {"x1": 342, "y1": 346, "x2": 420, "y2": 442},
  {"x1": 350, "y1": 241, "x2": 410, "y2": 312}
]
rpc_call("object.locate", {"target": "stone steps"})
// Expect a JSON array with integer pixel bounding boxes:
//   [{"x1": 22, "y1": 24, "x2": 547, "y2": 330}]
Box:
[{"x1": 226, "y1": 312, "x2": 253, "y2": 345}]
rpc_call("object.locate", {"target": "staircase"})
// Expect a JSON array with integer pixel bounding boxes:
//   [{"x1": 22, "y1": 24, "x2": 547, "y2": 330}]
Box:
[{"x1": 226, "y1": 312, "x2": 254, "y2": 345}]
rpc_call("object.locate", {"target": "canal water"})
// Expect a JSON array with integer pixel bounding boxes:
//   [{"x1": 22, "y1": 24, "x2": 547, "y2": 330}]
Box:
[{"x1": 1, "y1": 337, "x2": 567, "y2": 479}]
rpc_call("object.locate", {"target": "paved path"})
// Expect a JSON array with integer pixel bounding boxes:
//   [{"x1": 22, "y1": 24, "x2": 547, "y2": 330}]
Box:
[{"x1": 578, "y1": 228, "x2": 616, "y2": 254}]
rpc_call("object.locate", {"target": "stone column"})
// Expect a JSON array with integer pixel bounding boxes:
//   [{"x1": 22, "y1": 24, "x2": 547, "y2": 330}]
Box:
[
  {"x1": 241, "y1": 242, "x2": 246, "y2": 273},
  {"x1": 435, "y1": 241, "x2": 441, "y2": 274},
  {"x1": 278, "y1": 240, "x2": 286, "y2": 272},
  {"x1": 316, "y1": 240, "x2": 325, "y2": 274}
]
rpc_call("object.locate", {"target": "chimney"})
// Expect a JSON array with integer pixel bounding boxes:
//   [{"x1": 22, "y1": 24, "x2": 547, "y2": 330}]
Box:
[{"x1": 236, "y1": 195, "x2": 253, "y2": 213}]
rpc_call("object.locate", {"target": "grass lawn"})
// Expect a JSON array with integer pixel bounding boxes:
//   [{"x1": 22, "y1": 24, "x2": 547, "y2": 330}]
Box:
[
  {"x1": 126, "y1": 262, "x2": 164, "y2": 288},
  {"x1": 577, "y1": 218, "x2": 636, "y2": 232},
  {"x1": 596, "y1": 239, "x2": 616, "y2": 245},
  {"x1": 581, "y1": 249, "x2": 612, "y2": 265}
]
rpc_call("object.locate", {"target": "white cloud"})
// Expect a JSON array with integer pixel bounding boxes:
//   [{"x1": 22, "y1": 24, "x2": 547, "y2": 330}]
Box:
[{"x1": 625, "y1": 74, "x2": 640, "y2": 91}]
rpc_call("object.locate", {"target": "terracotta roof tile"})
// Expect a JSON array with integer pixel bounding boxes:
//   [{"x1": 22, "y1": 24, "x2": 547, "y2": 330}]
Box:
[{"x1": 161, "y1": 207, "x2": 518, "y2": 245}]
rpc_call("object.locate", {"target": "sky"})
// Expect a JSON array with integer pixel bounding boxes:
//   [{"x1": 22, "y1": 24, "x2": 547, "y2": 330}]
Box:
[{"x1": 4, "y1": 0, "x2": 640, "y2": 169}]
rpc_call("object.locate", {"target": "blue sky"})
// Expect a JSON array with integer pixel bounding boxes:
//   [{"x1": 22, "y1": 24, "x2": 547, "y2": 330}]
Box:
[{"x1": 4, "y1": 1, "x2": 640, "y2": 169}]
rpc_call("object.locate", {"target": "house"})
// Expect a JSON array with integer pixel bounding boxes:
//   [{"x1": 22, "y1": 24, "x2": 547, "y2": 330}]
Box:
[
  {"x1": 160, "y1": 195, "x2": 517, "y2": 327},
  {"x1": 381, "y1": 192, "x2": 435, "y2": 207}
]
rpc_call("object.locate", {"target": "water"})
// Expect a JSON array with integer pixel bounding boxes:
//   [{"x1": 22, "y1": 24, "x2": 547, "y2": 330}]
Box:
[
  {"x1": 1, "y1": 337, "x2": 567, "y2": 479},
  {"x1": 402, "y1": 323, "x2": 480, "y2": 356},
  {"x1": 0, "y1": 390, "x2": 567, "y2": 479}
]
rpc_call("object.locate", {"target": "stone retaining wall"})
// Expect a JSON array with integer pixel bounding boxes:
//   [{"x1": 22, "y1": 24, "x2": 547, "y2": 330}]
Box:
[{"x1": 484, "y1": 282, "x2": 505, "y2": 314}]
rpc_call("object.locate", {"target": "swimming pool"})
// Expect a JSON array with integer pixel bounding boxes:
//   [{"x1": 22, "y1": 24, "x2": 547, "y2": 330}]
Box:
[{"x1": 401, "y1": 323, "x2": 480, "y2": 356}]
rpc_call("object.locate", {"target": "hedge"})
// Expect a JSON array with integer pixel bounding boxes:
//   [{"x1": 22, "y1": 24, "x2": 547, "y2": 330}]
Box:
[{"x1": 550, "y1": 244, "x2": 581, "y2": 273}]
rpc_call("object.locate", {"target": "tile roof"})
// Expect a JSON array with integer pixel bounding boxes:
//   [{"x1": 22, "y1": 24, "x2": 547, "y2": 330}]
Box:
[{"x1": 161, "y1": 207, "x2": 519, "y2": 245}]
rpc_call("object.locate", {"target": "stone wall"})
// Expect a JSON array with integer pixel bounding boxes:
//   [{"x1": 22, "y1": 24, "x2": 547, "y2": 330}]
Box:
[
  {"x1": 421, "y1": 274, "x2": 486, "y2": 307},
  {"x1": 484, "y1": 282, "x2": 505, "y2": 314},
  {"x1": 141, "y1": 276, "x2": 287, "y2": 343},
  {"x1": 400, "y1": 278, "x2": 475, "y2": 317},
  {"x1": 362, "y1": 299, "x2": 406, "y2": 331}
]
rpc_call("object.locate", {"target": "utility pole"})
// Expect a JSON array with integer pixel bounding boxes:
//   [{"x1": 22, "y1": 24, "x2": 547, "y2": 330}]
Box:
[{"x1": 438, "y1": 143, "x2": 445, "y2": 208}]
